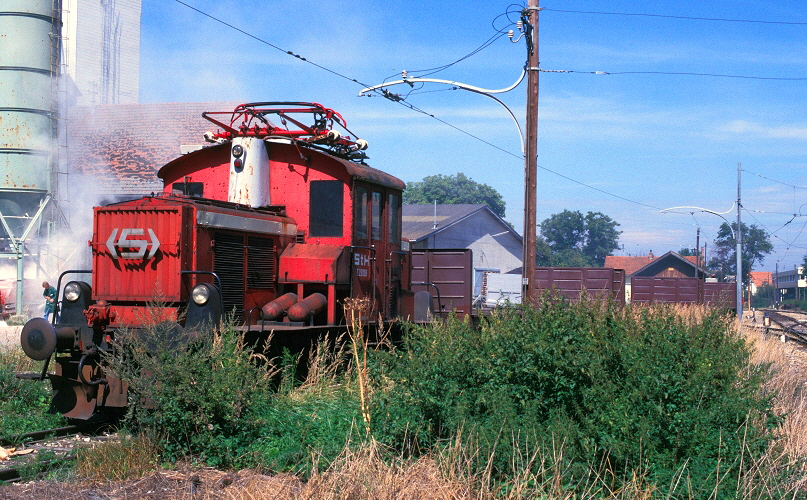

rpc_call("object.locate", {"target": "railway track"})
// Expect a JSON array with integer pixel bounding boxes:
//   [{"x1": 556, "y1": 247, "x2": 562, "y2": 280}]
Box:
[
  {"x1": 0, "y1": 426, "x2": 81, "y2": 484},
  {"x1": 760, "y1": 310, "x2": 807, "y2": 346}
]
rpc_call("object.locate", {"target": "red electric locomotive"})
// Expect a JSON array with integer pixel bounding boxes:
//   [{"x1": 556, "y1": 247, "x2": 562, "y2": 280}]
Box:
[{"x1": 18, "y1": 102, "x2": 424, "y2": 420}]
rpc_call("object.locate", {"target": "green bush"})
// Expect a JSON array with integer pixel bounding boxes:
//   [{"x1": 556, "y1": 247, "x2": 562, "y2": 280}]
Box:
[
  {"x1": 110, "y1": 324, "x2": 361, "y2": 474},
  {"x1": 0, "y1": 346, "x2": 65, "y2": 436},
  {"x1": 369, "y1": 299, "x2": 777, "y2": 496},
  {"x1": 6, "y1": 314, "x2": 29, "y2": 326}
]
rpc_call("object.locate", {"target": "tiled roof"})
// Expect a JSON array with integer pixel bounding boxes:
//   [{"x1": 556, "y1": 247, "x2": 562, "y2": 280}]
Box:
[
  {"x1": 749, "y1": 271, "x2": 772, "y2": 287},
  {"x1": 604, "y1": 254, "x2": 657, "y2": 274},
  {"x1": 67, "y1": 102, "x2": 240, "y2": 194},
  {"x1": 402, "y1": 204, "x2": 519, "y2": 242}
]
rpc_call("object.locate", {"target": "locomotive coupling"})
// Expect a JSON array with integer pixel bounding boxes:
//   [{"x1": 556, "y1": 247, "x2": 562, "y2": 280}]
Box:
[{"x1": 84, "y1": 300, "x2": 117, "y2": 329}]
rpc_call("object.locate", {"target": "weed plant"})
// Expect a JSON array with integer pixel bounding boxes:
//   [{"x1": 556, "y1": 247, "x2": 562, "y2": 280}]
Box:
[
  {"x1": 0, "y1": 346, "x2": 65, "y2": 437},
  {"x1": 75, "y1": 431, "x2": 158, "y2": 481},
  {"x1": 79, "y1": 299, "x2": 802, "y2": 497},
  {"x1": 108, "y1": 322, "x2": 362, "y2": 474},
  {"x1": 6, "y1": 314, "x2": 29, "y2": 326},
  {"x1": 369, "y1": 297, "x2": 780, "y2": 497}
]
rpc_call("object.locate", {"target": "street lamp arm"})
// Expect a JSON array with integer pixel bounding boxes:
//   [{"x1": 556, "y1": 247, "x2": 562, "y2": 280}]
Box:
[
  {"x1": 660, "y1": 204, "x2": 737, "y2": 238},
  {"x1": 659, "y1": 203, "x2": 736, "y2": 216},
  {"x1": 358, "y1": 68, "x2": 527, "y2": 96},
  {"x1": 359, "y1": 72, "x2": 527, "y2": 155}
]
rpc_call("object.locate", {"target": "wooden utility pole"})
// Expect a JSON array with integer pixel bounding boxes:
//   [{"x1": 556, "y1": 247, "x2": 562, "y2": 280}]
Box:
[
  {"x1": 736, "y1": 162, "x2": 743, "y2": 320},
  {"x1": 522, "y1": 0, "x2": 540, "y2": 305}
]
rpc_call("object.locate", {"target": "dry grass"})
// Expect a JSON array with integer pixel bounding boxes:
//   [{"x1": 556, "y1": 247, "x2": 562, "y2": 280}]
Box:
[
  {"x1": 743, "y1": 319, "x2": 807, "y2": 463},
  {"x1": 74, "y1": 432, "x2": 159, "y2": 482},
  {"x1": 0, "y1": 344, "x2": 38, "y2": 373}
]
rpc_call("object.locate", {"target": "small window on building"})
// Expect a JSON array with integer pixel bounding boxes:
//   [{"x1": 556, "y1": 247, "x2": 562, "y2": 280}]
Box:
[
  {"x1": 388, "y1": 193, "x2": 401, "y2": 243},
  {"x1": 172, "y1": 182, "x2": 204, "y2": 197},
  {"x1": 309, "y1": 181, "x2": 343, "y2": 237},
  {"x1": 354, "y1": 186, "x2": 368, "y2": 240},
  {"x1": 371, "y1": 191, "x2": 382, "y2": 241}
]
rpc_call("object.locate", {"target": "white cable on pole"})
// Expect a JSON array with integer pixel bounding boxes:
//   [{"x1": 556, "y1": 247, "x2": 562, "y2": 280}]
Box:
[
  {"x1": 359, "y1": 68, "x2": 526, "y2": 96},
  {"x1": 359, "y1": 69, "x2": 528, "y2": 154}
]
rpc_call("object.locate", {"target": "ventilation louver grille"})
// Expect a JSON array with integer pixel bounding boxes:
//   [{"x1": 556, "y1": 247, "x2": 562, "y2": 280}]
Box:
[
  {"x1": 214, "y1": 233, "x2": 245, "y2": 317},
  {"x1": 247, "y1": 237, "x2": 275, "y2": 290}
]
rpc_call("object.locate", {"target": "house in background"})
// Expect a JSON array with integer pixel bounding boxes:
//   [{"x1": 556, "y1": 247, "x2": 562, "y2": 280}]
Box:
[
  {"x1": 402, "y1": 204, "x2": 523, "y2": 299},
  {"x1": 749, "y1": 271, "x2": 772, "y2": 295},
  {"x1": 604, "y1": 251, "x2": 705, "y2": 302}
]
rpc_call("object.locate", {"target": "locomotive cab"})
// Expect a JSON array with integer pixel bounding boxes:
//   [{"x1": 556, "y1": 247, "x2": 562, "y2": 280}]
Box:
[{"x1": 158, "y1": 102, "x2": 408, "y2": 328}]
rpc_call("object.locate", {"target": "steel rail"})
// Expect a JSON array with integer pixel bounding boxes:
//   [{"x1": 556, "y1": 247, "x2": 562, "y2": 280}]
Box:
[
  {"x1": 0, "y1": 425, "x2": 80, "y2": 448},
  {"x1": 0, "y1": 425, "x2": 81, "y2": 484}
]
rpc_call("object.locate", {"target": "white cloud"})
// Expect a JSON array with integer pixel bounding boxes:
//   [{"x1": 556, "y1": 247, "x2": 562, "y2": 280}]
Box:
[{"x1": 717, "y1": 120, "x2": 807, "y2": 140}]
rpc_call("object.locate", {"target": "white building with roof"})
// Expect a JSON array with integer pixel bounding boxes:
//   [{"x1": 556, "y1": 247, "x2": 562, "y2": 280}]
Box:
[{"x1": 402, "y1": 204, "x2": 523, "y2": 300}]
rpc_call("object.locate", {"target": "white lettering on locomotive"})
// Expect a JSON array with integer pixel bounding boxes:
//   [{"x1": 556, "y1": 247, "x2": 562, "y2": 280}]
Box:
[
  {"x1": 106, "y1": 228, "x2": 161, "y2": 260},
  {"x1": 354, "y1": 253, "x2": 370, "y2": 267},
  {"x1": 354, "y1": 252, "x2": 370, "y2": 278}
]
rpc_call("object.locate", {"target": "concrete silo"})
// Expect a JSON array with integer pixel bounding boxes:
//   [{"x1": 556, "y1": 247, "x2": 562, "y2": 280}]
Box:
[{"x1": 0, "y1": 0, "x2": 62, "y2": 314}]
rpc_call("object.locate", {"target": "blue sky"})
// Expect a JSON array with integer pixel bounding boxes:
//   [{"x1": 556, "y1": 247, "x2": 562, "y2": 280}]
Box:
[{"x1": 140, "y1": 1, "x2": 807, "y2": 273}]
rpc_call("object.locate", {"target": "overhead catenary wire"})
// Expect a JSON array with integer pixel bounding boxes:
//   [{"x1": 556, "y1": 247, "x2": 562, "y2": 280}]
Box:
[
  {"x1": 742, "y1": 207, "x2": 807, "y2": 256},
  {"x1": 542, "y1": 8, "x2": 807, "y2": 26},
  {"x1": 172, "y1": 0, "x2": 806, "y2": 264},
  {"x1": 538, "y1": 68, "x2": 807, "y2": 82},
  {"x1": 742, "y1": 169, "x2": 807, "y2": 190},
  {"x1": 380, "y1": 4, "x2": 526, "y2": 82},
  {"x1": 173, "y1": 0, "x2": 671, "y2": 216}
]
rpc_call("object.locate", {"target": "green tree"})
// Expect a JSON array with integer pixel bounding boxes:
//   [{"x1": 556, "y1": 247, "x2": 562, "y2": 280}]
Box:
[
  {"x1": 708, "y1": 222, "x2": 773, "y2": 281},
  {"x1": 752, "y1": 283, "x2": 775, "y2": 309},
  {"x1": 584, "y1": 211, "x2": 622, "y2": 266},
  {"x1": 538, "y1": 210, "x2": 621, "y2": 266},
  {"x1": 404, "y1": 173, "x2": 506, "y2": 219}
]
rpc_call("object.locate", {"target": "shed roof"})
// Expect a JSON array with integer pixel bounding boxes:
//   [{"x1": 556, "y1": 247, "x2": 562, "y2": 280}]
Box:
[
  {"x1": 632, "y1": 251, "x2": 703, "y2": 277},
  {"x1": 604, "y1": 252, "x2": 701, "y2": 276},
  {"x1": 402, "y1": 204, "x2": 520, "y2": 242}
]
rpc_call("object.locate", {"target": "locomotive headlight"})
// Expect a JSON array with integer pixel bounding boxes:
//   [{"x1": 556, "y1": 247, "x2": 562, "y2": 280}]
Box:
[
  {"x1": 232, "y1": 144, "x2": 244, "y2": 158},
  {"x1": 64, "y1": 282, "x2": 82, "y2": 302},
  {"x1": 191, "y1": 284, "x2": 210, "y2": 305}
]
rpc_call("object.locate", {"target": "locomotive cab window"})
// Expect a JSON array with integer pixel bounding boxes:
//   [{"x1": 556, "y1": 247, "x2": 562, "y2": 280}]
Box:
[
  {"x1": 388, "y1": 193, "x2": 401, "y2": 244},
  {"x1": 172, "y1": 182, "x2": 204, "y2": 197},
  {"x1": 309, "y1": 180, "x2": 343, "y2": 237},
  {"x1": 354, "y1": 185, "x2": 368, "y2": 240},
  {"x1": 371, "y1": 191, "x2": 383, "y2": 241}
]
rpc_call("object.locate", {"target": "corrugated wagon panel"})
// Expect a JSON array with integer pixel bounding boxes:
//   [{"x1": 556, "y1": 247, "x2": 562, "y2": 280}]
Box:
[
  {"x1": 411, "y1": 249, "x2": 473, "y2": 316},
  {"x1": 535, "y1": 267, "x2": 620, "y2": 302},
  {"x1": 632, "y1": 277, "x2": 700, "y2": 304},
  {"x1": 704, "y1": 282, "x2": 737, "y2": 309},
  {"x1": 92, "y1": 204, "x2": 187, "y2": 302}
]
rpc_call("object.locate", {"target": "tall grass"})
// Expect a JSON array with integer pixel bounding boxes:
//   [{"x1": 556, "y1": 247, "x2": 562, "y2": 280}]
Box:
[
  {"x1": 0, "y1": 345, "x2": 65, "y2": 436},
  {"x1": 369, "y1": 299, "x2": 785, "y2": 497},
  {"x1": 59, "y1": 300, "x2": 807, "y2": 499},
  {"x1": 105, "y1": 318, "x2": 362, "y2": 474}
]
